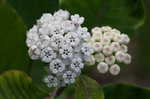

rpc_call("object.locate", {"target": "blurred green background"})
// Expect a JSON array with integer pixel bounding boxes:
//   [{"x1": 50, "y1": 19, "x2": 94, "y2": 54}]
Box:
[{"x1": 0, "y1": 0, "x2": 150, "y2": 99}]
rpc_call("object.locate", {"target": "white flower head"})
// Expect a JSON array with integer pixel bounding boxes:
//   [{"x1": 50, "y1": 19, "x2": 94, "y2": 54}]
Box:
[
  {"x1": 109, "y1": 64, "x2": 120, "y2": 75},
  {"x1": 97, "y1": 62, "x2": 109, "y2": 74},
  {"x1": 89, "y1": 26, "x2": 131, "y2": 76},
  {"x1": 27, "y1": 9, "x2": 93, "y2": 87}
]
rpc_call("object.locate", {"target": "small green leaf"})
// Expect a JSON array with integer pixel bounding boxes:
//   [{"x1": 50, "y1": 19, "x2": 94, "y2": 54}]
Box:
[
  {"x1": 0, "y1": 70, "x2": 49, "y2": 99},
  {"x1": 5, "y1": 0, "x2": 59, "y2": 28},
  {"x1": 60, "y1": 0, "x2": 144, "y2": 35},
  {"x1": 103, "y1": 83, "x2": 150, "y2": 99},
  {"x1": 0, "y1": 3, "x2": 29, "y2": 72},
  {"x1": 74, "y1": 75, "x2": 104, "y2": 99}
]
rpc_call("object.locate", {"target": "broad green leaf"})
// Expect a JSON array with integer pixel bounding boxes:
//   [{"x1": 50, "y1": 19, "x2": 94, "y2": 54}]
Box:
[
  {"x1": 0, "y1": 70, "x2": 50, "y2": 99},
  {"x1": 137, "y1": 0, "x2": 150, "y2": 76},
  {"x1": 60, "y1": 0, "x2": 144, "y2": 35},
  {"x1": 74, "y1": 75, "x2": 104, "y2": 99},
  {"x1": 56, "y1": 85, "x2": 75, "y2": 99},
  {"x1": 103, "y1": 83, "x2": 150, "y2": 99},
  {"x1": 0, "y1": 3, "x2": 29, "y2": 72},
  {"x1": 5, "y1": 0, "x2": 59, "y2": 28}
]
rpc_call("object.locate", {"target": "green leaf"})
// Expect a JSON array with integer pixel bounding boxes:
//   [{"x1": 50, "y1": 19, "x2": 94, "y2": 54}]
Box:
[
  {"x1": 137, "y1": 0, "x2": 150, "y2": 76},
  {"x1": 0, "y1": 3, "x2": 29, "y2": 72},
  {"x1": 5, "y1": 0, "x2": 59, "y2": 28},
  {"x1": 74, "y1": 75, "x2": 104, "y2": 99},
  {"x1": 103, "y1": 83, "x2": 150, "y2": 99},
  {"x1": 60, "y1": 0, "x2": 144, "y2": 35},
  {"x1": 56, "y1": 86, "x2": 75, "y2": 99},
  {"x1": 0, "y1": 70, "x2": 49, "y2": 99}
]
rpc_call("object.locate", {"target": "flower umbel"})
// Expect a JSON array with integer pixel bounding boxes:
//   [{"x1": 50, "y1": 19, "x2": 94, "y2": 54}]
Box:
[
  {"x1": 26, "y1": 9, "x2": 93, "y2": 87},
  {"x1": 90, "y1": 26, "x2": 131, "y2": 75}
]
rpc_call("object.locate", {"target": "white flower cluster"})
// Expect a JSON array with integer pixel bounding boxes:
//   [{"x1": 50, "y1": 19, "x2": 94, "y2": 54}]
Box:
[
  {"x1": 89, "y1": 26, "x2": 131, "y2": 75},
  {"x1": 26, "y1": 9, "x2": 93, "y2": 87}
]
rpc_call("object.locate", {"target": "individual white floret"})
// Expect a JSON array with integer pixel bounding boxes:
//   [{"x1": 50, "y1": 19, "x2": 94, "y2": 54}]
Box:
[
  {"x1": 63, "y1": 71, "x2": 76, "y2": 84},
  {"x1": 62, "y1": 20, "x2": 76, "y2": 32},
  {"x1": 100, "y1": 26, "x2": 112, "y2": 33},
  {"x1": 91, "y1": 34, "x2": 102, "y2": 42},
  {"x1": 40, "y1": 47, "x2": 56, "y2": 63},
  {"x1": 91, "y1": 27, "x2": 102, "y2": 34},
  {"x1": 112, "y1": 33, "x2": 122, "y2": 42},
  {"x1": 54, "y1": 9, "x2": 70, "y2": 20},
  {"x1": 109, "y1": 64, "x2": 120, "y2": 75},
  {"x1": 92, "y1": 42, "x2": 103, "y2": 52},
  {"x1": 102, "y1": 45, "x2": 113, "y2": 56},
  {"x1": 44, "y1": 75, "x2": 58, "y2": 87},
  {"x1": 111, "y1": 42, "x2": 121, "y2": 52},
  {"x1": 115, "y1": 51, "x2": 126, "y2": 63},
  {"x1": 111, "y1": 28, "x2": 121, "y2": 35},
  {"x1": 28, "y1": 45, "x2": 41, "y2": 60},
  {"x1": 71, "y1": 57, "x2": 84, "y2": 72},
  {"x1": 49, "y1": 59, "x2": 65, "y2": 74},
  {"x1": 105, "y1": 56, "x2": 116, "y2": 65},
  {"x1": 38, "y1": 13, "x2": 53, "y2": 24},
  {"x1": 119, "y1": 34, "x2": 130, "y2": 44},
  {"x1": 94, "y1": 53, "x2": 105, "y2": 63},
  {"x1": 59, "y1": 45, "x2": 73, "y2": 59},
  {"x1": 38, "y1": 24, "x2": 52, "y2": 35},
  {"x1": 101, "y1": 37, "x2": 111, "y2": 45},
  {"x1": 81, "y1": 43, "x2": 94, "y2": 56},
  {"x1": 26, "y1": 26, "x2": 39, "y2": 47},
  {"x1": 119, "y1": 44, "x2": 128, "y2": 53},
  {"x1": 103, "y1": 31, "x2": 114, "y2": 40},
  {"x1": 50, "y1": 25, "x2": 64, "y2": 35},
  {"x1": 50, "y1": 34, "x2": 64, "y2": 49},
  {"x1": 84, "y1": 55, "x2": 95, "y2": 65},
  {"x1": 97, "y1": 62, "x2": 109, "y2": 74},
  {"x1": 123, "y1": 53, "x2": 131, "y2": 64},
  {"x1": 39, "y1": 35, "x2": 50, "y2": 48},
  {"x1": 65, "y1": 32, "x2": 80, "y2": 46},
  {"x1": 71, "y1": 14, "x2": 84, "y2": 25},
  {"x1": 76, "y1": 27, "x2": 91, "y2": 41}
]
